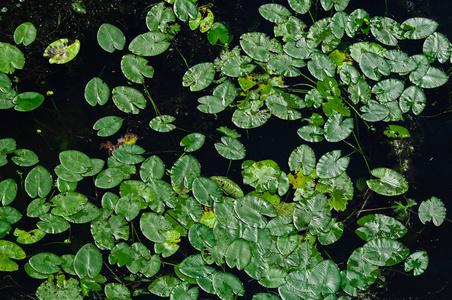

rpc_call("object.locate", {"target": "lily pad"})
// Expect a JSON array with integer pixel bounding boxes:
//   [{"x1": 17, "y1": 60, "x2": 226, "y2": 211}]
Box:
[
  {"x1": 0, "y1": 42, "x2": 25, "y2": 73},
  {"x1": 112, "y1": 86, "x2": 146, "y2": 114},
  {"x1": 13, "y1": 92, "x2": 44, "y2": 112},
  {"x1": 84, "y1": 77, "x2": 110, "y2": 106},
  {"x1": 25, "y1": 166, "x2": 53, "y2": 198},
  {"x1": 129, "y1": 31, "x2": 170, "y2": 56},
  {"x1": 182, "y1": 62, "x2": 215, "y2": 92},
  {"x1": 43, "y1": 39, "x2": 80, "y2": 64},
  {"x1": 74, "y1": 243, "x2": 103, "y2": 279},
  {"x1": 14, "y1": 22, "x2": 37, "y2": 46},
  {"x1": 93, "y1": 116, "x2": 123, "y2": 137},
  {"x1": 316, "y1": 150, "x2": 349, "y2": 179},
  {"x1": 366, "y1": 168, "x2": 408, "y2": 196},
  {"x1": 97, "y1": 23, "x2": 125, "y2": 53},
  {"x1": 418, "y1": 196, "x2": 446, "y2": 226},
  {"x1": 149, "y1": 115, "x2": 176, "y2": 132},
  {"x1": 120, "y1": 54, "x2": 154, "y2": 84},
  {"x1": 404, "y1": 251, "x2": 429, "y2": 276},
  {"x1": 214, "y1": 137, "x2": 246, "y2": 160}
]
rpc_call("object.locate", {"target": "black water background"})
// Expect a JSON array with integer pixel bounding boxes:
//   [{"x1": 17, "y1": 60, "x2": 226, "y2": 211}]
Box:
[{"x1": 0, "y1": 0, "x2": 451, "y2": 298}]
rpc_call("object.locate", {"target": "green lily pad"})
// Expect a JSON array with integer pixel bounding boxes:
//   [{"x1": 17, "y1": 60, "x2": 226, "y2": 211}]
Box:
[
  {"x1": 112, "y1": 86, "x2": 146, "y2": 114},
  {"x1": 84, "y1": 77, "x2": 110, "y2": 106},
  {"x1": 210, "y1": 176, "x2": 244, "y2": 198},
  {"x1": 29, "y1": 252, "x2": 63, "y2": 274},
  {"x1": 129, "y1": 31, "x2": 169, "y2": 56},
  {"x1": 182, "y1": 62, "x2": 215, "y2": 92},
  {"x1": 188, "y1": 224, "x2": 216, "y2": 251},
  {"x1": 288, "y1": 0, "x2": 311, "y2": 14},
  {"x1": 215, "y1": 137, "x2": 246, "y2": 160},
  {"x1": 0, "y1": 42, "x2": 25, "y2": 73},
  {"x1": 259, "y1": 4, "x2": 291, "y2": 24},
  {"x1": 192, "y1": 177, "x2": 223, "y2": 206},
  {"x1": 234, "y1": 195, "x2": 277, "y2": 228},
  {"x1": 362, "y1": 238, "x2": 409, "y2": 267},
  {"x1": 36, "y1": 275, "x2": 82, "y2": 300},
  {"x1": 149, "y1": 115, "x2": 176, "y2": 132},
  {"x1": 324, "y1": 113, "x2": 354, "y2": 142},
  {"x1": 13, "y1": 22, "x2": 37, "y2": 46},
  {"x1": 399, "y1": 85, "x2": 426, "y2": 115},
  {"x1": 288, "y1": 144, "x2": 316, "y2": 175},
  {"x1": 25, "y1": 166, "x2": 53, "y2": 198},
  {"x1": 170, "y1": 155, "x2": 200, "y2": 194},
  {"x1": 104, "y1": 283, "x2": 131, "y2": 300},
  {"x1": 297, "y1": 125, "x2": 324, "y2": 143},
  {"x1": 370, "y1": 16, "x2": 404, "y2": 46},
  {"x1": 180, "y1": 133, "x2": 205, "y2": 152},
  {"x1": 418, "y1": 196, "x2": 446, "y2": 226},
  {"x1": 140, "y1": 212, "x2": 172, "y2": 243},
  {"x1": 51, "y1": 192, "x2": 88, "y2": 217},
  {"x1": 316, "y1": 150, "x2": 349, "y2": 179},
  {"x1": 173, "y1": 0, "x2": 198, "y2": 22},
  {"x1": 74, "y1": 243, "x2": 102, "y2": 279},
  {"x1": 97, "y1": 23, "x2": 125, "y2": 53},
  {"x1": 225, "y1": 239, "x2": 251, "y2": 270},
  {"x1": 356, "y1": 214, "x2": 407, "y2": 241},
  {"x1": 423, "y1": 32, "x2": 451, "y2": 63},
  {"x1": 366, "y1": 168, "x2": 408, "y2": 196},
  {"x1": 240, "y1": 32, "x2": 282, "y2": 62},
  {"x1": 359, "y1": 51, "x2": 391, "y2": 81},
  {"x1": 140, "y1": 155, "x2": 165, "y2": 181},
  {"x1": 13, "y1": 92, "x2": 44, "y2": 112},
  {"x1": 59, "y1": 150, "x2": 92, "y2": 174},
  {"x1": 207, "y1": 22, "x2": 234, "y2": 45},
  {"x1": 402, "y1": 17, "x2": 438, "y2": 40},
  {"x1": 14, "y1": 228, "x2": 46, "y2": 244},
  {"x1": 404, "y1": 251, "x2": 429, "y2": 276},
  {"x1": 95, "y1": 168, "x2": 126, "y2": 189},
  {"x1": 11, "y1": 148, "x2": 39, "y2": 167},
  {"x1": 112, "y1": 144, "x2": 145, "y2": 165},
  {"x1": 222, "y1": 55, "x2": 255, "y2": 77},
  {"x1": 120, "y1": 54, "x2": 154, "y2": 84},
  {"x1": 43, "y1": 39, "x2": 80, "y2": 64},
  {"x1": 37, "y1": 213, "x2": 70, "y2": 234},
  {"x1": 0, "y1": 240, "x2": 26, "y2": 271},
  {"x1": 148, "y1": 275, "x2": 181, "y2": 297},
  {"x1": 266, "y1": 93, "x2": 304, "y2": 120},
  {"x1": 0, "y1": 178, "x2": 17, "y2": 206},
  {"x1": 293, "y1": 192, "x2": 331, "y2": 235},
  {"x1": 93, "y1": 116, "x2": 123, "y2": 137}
]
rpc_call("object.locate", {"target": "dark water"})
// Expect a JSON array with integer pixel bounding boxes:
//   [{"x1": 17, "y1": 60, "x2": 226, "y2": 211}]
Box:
[{"x1": 0, "y1": 0, "x2": 451, "y2": 299}]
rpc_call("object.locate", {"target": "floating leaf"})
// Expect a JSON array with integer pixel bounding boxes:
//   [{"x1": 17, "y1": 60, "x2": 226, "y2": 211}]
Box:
[
  {"x1": 210, "y1": 176, "x2": 244, "y2": 198},
  {"x1": 180, "y1": 133, "x2": 205, "y2": 152},
  {"x1": 402, "y1": 17, "x2": 438, "y2": 40},
  {"x1": 259, "y1": 4, "x2": 291, "y2": 24},
  {"x1": 148, "y1": 275, "x2": 181, "y2": 297},
  {"x1": 173, "y1": 0, "x2": 198, "y2": 22},
  {"x1": 74, "y1": 243, "x2": 103, "y2": 279},
  {"x1": 192, "y1": 177, "x2": 223, "y2": 206},
  {"x1": 121, "y1": 54, "x2": 154, "y2": 84},
  {"x1": 367, "y1": 168, "x2": 408, "y2": 196},
  {"x1": 112, "y1": 86, "x2": 146, "y2": 114},
  {"x1": 104, "y1": 283, "x2": 131, "y2": 300},
  {"x1": 346, "y1": 9, "x2": 369, "y2": 37},
  {"x1": 60, "y1": 150, "x2": 92, "y2": 174},
  {"x1": 362, "y1": 238, "x2": 409, "y2": 267},
  {"x1": 266, "y1": 93, "x2": 304, "y2": 120},
  {"x1": 182, "y1": 62, "x2": 215, "y2": 92},
  {"x1": 307, "y1": 53, "x2": 336, "y2": 81},
  {"x1": 297, "y1": 125, "x2": 324, "y2": 143},
  {"x1": 293, "y1": 192, "x2": 331, "y2": 234},
  {"x1": 316, "y1": 150, "x2": 349, "y2": 179},
  {"x1": 232, "y1": 107, "x2": 271, "y2": 129},
  {"x1": 37, "y1": 213, "x2": 70, "y2": 234},
  {"x1": 36, "y1": 275, "x2": 82, "y2": 300},
  {"x1": 0, "y1": 240, "x2": 26, "y2": 271},
  {"x1": 95, "y1": 168, "x2": 126, "y2": 189},
  {"x1": 423, "y1": 32, "x2": 451, "y2": 63},
  {"x1": 12, "y1": 148, "x2": 39, "y2": 167},
  {"x1": 409, "y1": 66, "x2": 448, "y2": 89},
  {"x1": 360, "y1": 100, "x2": 390, "y2": 122},
  {"x1": 149, "y1": 115, "x2": 176, "y2": 132},
  {"x1": 356, "y1": 214, "x2": 407, "y2": 241},
  {"x1": 140, "y1": 155, "x2": 165, "y2": 181},
  {"x1": 359, "y1": 51, "x2": 391, "y2": 81},
  {"x1": 146, "y1": 2, "x2": 176, "y2": 33},
  {"x1": 112, "y1": 144, "x2": 145, "y2": 165},
  {"x1": 383, "y1": 125, "x2": 411, "y2": 138},
  {"x1": 97, "y1": 23, "x2": 125, "y2": 53},
  {"x1": 288, "y1": 0, "x2": 311, "y2": 14},
  {"x1": 170, "y1": 155, "x2": 200, "y2": 194},
  {"x1": 0, "y1": 42, "x2": 25, "y2": 73},
  {"x1": 399, "y1": 85, "x2": 426, "y2": 115},
  {"x1": 25, "y1": 166, "x2": 53, "y2": 198},
  {"x1": 129, "y1": 31, "x2": 170, "y2": 57},
  {"x1": 348, "y1": 77, "x2": 371, "y2": 104},
  {"x1": 179, "y1": 254, "x2": 216, "y2": 279},
  {"x1": 93, "y1": 116, "x2": 123, "y2": 137},
  {"x1": 141, "y1": 212, "x2": 172, "y2": 243},
  {"x1": 0, "y1": 178, "x2": 17, "y2": 206},
  {"x1": 341, "y1": 270, "x2": 367, "y2": 297},
  {"x1": 14, "y1": 22, "x2": 37, "y2": 46},
  {"x1": 370, "y1": 17, "x2": 403, "y2": 46},
  {"x1": 324, "y1": 113, "x2": 353, "y2": 142},
  {"x1": 404, "y1": 251, "x2": 429, "y2": 276},
  {"x1": 43, "y1": 39, "x2": 80, "y2": 64},
  {"x1": 29, "y1": 252, "x2": 62, "y2": 274},
  {"x1": 222, "y1": 56, "x2": 255, "y2": 77},
  {"x1": 240, "y1": 32, "x2": 282, "y2": 62},
  {"x1": 51, "y1": 192, "x2": 88, "y2": 217},
  {"x1": 84, "y1": 77, "x2": 110, "y2": 106},
  {"x1": 242, "y1": 160, "x2": 281, "y2": 194},
  {"x1": 372, "y1": 79, "x2": 404, "y2": 103},
  {"x1": 13, "y1": 92, "x2": 44, "y2": 112},
  {"x1": 214, "y1": 137, "x2": 246, "y2": 160},
  {"x1": 418, "y1": 196, "x2": 446, "y2": 226},
  {"x1": 63, "y1": 202, "x2": 101, "y2": 224},
  {"x1": 234, "y1": 195, "x2": 277, "y2": 228},
  {"x1": 225, "y1": 239, "x2": 251, "y2": 270},
  {"x1": 207, "y1": 22, "x2": 234, "y2": 45},
  {"x1": 288, "y1": 144, "x2": 316, "y2": 175}
]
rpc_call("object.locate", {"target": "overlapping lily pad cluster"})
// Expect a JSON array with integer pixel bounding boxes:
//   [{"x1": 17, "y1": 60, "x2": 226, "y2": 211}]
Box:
[{"x1": 0, "y1": 0, "x2": 449, "y2": 299}]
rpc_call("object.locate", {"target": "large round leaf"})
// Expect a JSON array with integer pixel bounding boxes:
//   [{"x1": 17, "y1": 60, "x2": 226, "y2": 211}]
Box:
[
  {"x1": 74, "y1": 243, "x2": 102, "y2": 279},
  {"x1": 362, "y1": 238, "x2": 409, "y2": 267},
  {"x1": 140, "y1": 212, "x2": 172, "y2": 243},
  {"x1": 232, "y1": 108, "x2": 271, "y2": 129},
  {"x1": 402, "y1": 17, "x2": 438, "y2": 40},
  {"x1": 316, "y1": 150, "x2": 349, "y2": 179},
  {"x1": 149, "y1": 115, "x2": 176, "y2": 132},
  {"x1": 192, "y1": 177, "x2": 223, "y2": 206},
  {"x1": 359, "y1": 51, "x2": 391, "y2": 81},
  {"x1": 423, "y1": 32, "x2": 451, "y2": 63},
  {"x1": 140, "y1": 155, "x2": 165, "y2": 181},
  {"x1": 37, "y1": 213, "x2": 70, "y2": 234},
  {"x1": 0, "y1": 178, "x2": 17, "y2": 206},
  {"x1": 222, "y1": 56, "x2": 256, "y2": 77},
  {"x1": 234, "y1": 196, "x2": 277, "y2": 228},
  {"x1": 93, "y1": 116, "x2": 123, "y2": 137},
  {"x1": 13, "y1": 92, "x2": 44, "y2": 112},
  {"x1": 25, "y1": 166, "x2": 53, "y2": 198},
  {"x1": 288, "y1": 144, "x2": 316, "y2": 175},
  {"x1": 366, "y1": 168, "x2": 408, "y2": 196},
  {"x1": 121, "y1": 54, "x2": 154, "y2": 84},
  {"x1": 59, "y1": 150, "x2": 92, "y2": 174},
  {"x1": 399, "y1": 85, "x2": 426, "y2": 115},
  {"x1": 179, "y1": 254, "x2": 216, "y2": 279},
  {"x1": 259, "y1": 4, "x2": 291, "y2": 24},
  {"x1": 148, "y1": 276, "x2": 181, "y2": 297},
  {"x1": 95, "y1": 168, "x2": 126, "y2": 189},
  {"x1": 418, "y1": 196, "x2": 446, "y2": 226},
  {"x1": 182, "y1": 62, "x2": 215, "y2": 92},
  {"x1": 225, "y1": 239, "x2": 251, "y2": 270},
  {"x1": 404, "y1": 251, "x2": 429, "y2": 276},
  {"x1": 13, "y1": 22, "x2": 37, "y2": 46},
  {"x1": 214, "y1": 137, "x2": 246, "y2": 160},
  {"x1": 240, "y1": 32, "x2": 282, "y2": 62},
  {"x1": 29, "y1": 252, "x2": 62, "y2": 274},
  {"x1": 97, "y1": 23, "x2": 125, "y2": 53},
  {"x1": 324, "y1": 113, "x2": 353, "y2": 142},
  {"x1": 170, "y1": 155, "x2": 201, "y2": 194},
  {"x1": 180, "y1": 133, "x2": 205, "y2": 152},
  {"x1": 0, "y1": 42, "x2": 25, "y2": 73},
  {"x1": 173, "y1": 0, "x2": 198, "y2": 22},
  {"x1": 43, "y1": 39, "x2": 80, "y2": 64},
  {"x1": 84, "y1": 77, "x2": 110, "y2": 106},
  {"x1": 11, "y1": 148, "x2": 38, "y2": 167},
  {"x1": 112, "y1": 144, "x2": 145, "y2": 165},
  {"x1": 112, "y1": 86, "x2": 146, "y2": 114},
  {"x1": 356, "y1": 214, "x2": 407, "y2": 241},
  {"x1": 129, "y1": 31, "x2": 169, "y2": 56},
  {"x1": 51, "y1": 192, "x2": 88, "y2": 217},
  {"x1": 293, "y1": 192, "x2": 331, "y2": 234}
]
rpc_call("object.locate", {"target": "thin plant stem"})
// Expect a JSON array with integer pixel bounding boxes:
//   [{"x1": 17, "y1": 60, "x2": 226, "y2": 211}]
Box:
[
  {"x1": 142, "y1": 84, "x2": 160, "y2": 116},
  {"x1": 175, "y1": 46, "x2": 189, "y2": 70}
]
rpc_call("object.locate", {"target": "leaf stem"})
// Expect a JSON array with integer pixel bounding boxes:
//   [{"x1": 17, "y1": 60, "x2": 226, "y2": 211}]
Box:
[
  {"x1": 175, "y1": 46, "x2": 189, "y2": 70},
  {"x1": 142, "y1": 84, "x2": 160, "y2": 116}
]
